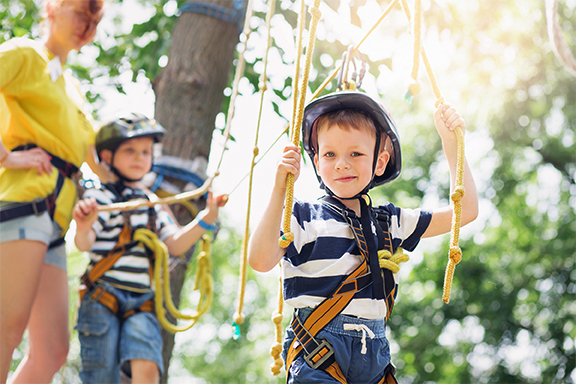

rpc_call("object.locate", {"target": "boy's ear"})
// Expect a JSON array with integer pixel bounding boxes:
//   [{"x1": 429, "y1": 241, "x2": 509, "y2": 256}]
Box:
[
  {"x1": 374, "y1": 150, "x2": 390, "y2": 177},
  {"x1": 314, "y1": 153, "x2": 319, "y2": 170},
  {"x1": 100, "y1": 149, "x2": 113, "y2": 166}
]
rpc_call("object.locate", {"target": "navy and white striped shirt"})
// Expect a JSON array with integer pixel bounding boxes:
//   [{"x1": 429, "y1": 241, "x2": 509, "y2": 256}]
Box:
[
  {"x1": 283, "y1": 198, "x2": 431, "y2": 319},
  {"x1": 84, "y1": 184, "x2": 179, "y2": 293}
]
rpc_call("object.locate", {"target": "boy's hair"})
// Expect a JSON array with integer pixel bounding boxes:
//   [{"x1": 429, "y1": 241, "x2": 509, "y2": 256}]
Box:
[{"x1": 315, "y1": 109, "x2": 395, "y2": 166}]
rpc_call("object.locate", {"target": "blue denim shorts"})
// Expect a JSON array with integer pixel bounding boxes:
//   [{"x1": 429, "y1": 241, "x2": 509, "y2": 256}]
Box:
[
  {"x1": 76, "y1": 282, "x2": 163, "y2": 383},
  {"x1": 282, "y1": 307, "x2": 391, "y2": 384},
  {"x1": 0, "y1": 201, "x2": 67, "y2": 271}
]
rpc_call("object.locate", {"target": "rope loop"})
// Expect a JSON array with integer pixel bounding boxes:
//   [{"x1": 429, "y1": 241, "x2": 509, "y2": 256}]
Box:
[
  {"x1": 378, "y1": 248, "x2": 409, "y2": 273},
  {"x1": 451, "y1": 185, "x2": 466, "y2": 202}
]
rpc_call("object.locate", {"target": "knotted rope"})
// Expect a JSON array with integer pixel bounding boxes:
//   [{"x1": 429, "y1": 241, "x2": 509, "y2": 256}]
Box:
[
  {"x1": 233, "y1": 0, "x2": 276, "y2": 337},
  {"x1": 278, "y1": 0, "x2": 323, "y2": 249}
]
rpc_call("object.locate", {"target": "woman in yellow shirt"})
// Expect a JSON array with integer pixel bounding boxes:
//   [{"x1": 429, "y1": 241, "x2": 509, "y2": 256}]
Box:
[{"x1": 0, "y1": 0, "x2": 110, "y2": 382}]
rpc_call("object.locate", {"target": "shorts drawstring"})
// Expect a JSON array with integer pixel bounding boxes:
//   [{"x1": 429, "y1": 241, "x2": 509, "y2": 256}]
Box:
[{"x1": 343, "y1": 323, "x2": 375, "y2": 354}]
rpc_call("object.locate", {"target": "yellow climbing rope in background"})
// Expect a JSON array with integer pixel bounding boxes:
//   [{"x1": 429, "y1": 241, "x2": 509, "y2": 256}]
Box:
[
  {"x1": 134, "y1": 229, "x2": 213, "y2": 333},
  {"x1": 234, "y1": 0, "x2": 277, "y2": 334},
  {"x1": 270, "y1": 275, "x2": 285, "y2": 375},
  {"x1": 406, "y1": 0, "x2": 421, "y2": 100},
  {"x1": 278, "y1": 0, "x2": 323, "y2": 249},
  {"x1": 398, "y1": 0, "x2": 467, "y2": 303}
]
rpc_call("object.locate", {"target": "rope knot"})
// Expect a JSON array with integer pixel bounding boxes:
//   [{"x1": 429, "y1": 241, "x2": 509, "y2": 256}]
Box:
[
  {"x1": 259, "y1": 81, "x2": 267, "y2": 91},
  {"x1": 278, "y1": 232, "x2": 294, "y2": 248},
  {"x1": 234, "y1": 312, "x2": 245, "y2": 325},
  {"x1": 253, "y1": 147, "x2": 259, "y2": 156},
  {"x1": 434, "y1": 96, "x2": 446, "y2": 108},
  {"x1": 451, "y1": 185, "x2": 466, "y2": 202},
  {"x1": 270, "y1": 342, "x2": 283, "y2": 375},
  {"x1": 271, "y1": 312, "x2": 283, "y2": 324},
  {"x1": 343, "y1": 324, "x2": 375, "y2": 354},
  {"x1": 408, "y1": 79, "x2": 421, "y2": 97},
  {"x1": 449, "y1": 246, "x2": 462, "y2": 264},
  {"x1": 309, "y1": 5, "x2": 322, "y2": 19}
]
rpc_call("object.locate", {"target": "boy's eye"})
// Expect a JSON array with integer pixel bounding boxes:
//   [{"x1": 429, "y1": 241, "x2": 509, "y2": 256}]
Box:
[
  {"x1": 351, "y1": 152, "x2": 364, "y2": 157},
  {"x1": 323, "y1": 152, "x2": 335, "y2": 158}
]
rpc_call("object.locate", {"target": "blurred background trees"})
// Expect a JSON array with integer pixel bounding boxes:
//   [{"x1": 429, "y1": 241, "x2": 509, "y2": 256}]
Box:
[{"x1": 2, "y1": 0, "x2": 574, "y2": 383}]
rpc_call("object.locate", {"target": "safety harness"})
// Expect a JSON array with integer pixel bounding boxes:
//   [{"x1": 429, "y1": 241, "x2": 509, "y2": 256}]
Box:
[
  {"x1": 79, "y1": 185, "x2": 158, "y2": 320},
  {"x1": 0, "y1": 144, "x2": 79, "y2": 248},
  {"x1": 284, "y1": 196, "x2": 399, "y2": 384}
]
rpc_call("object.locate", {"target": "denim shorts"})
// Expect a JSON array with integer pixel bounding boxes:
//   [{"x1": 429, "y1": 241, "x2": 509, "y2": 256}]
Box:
[
  {"x1": 282, "y1": 307, "x2": 391, "y2": 384},
  {"x1": 76, "y1": 282, "x2": 163, "y2": 383},
  {"x1": 0, "y1": 201, "x2": 67, "y2": 271}
]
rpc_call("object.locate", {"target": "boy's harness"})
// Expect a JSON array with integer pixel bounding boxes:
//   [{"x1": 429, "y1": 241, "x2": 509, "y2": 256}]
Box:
[
  {"x1": 80, "y1": 189, "x2": 158, "y2": 320},
  {"x1": 0, "y1": 144, "x2": 79, "y2": 248},
  {"x1": 284, "y1": 196, "x2": 398, "y2": 384}
]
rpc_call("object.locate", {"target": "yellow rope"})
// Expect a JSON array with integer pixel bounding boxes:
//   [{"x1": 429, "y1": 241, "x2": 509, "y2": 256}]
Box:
[
  {"x1": 234, "y1": 0, "x2": 277, "y2": 331},
  {"x1": 407, "y1": 0, "x2": 421, "y2": 100},
  {"x1": 378, "y1": 247, "x2": 409, "y2": 273},
  {"x1": 270, "y1": 273, "x2": 284, "y2": 375},
  {"x1": 214, "y1": 0, "x2": 256, "y2": 173},
  {"x1": 279, "y1": 0, "x2": 323, "y2": 249},
  {"x1": 290, "y1": 0, "x2": 307, "y2": 139},
  {"x1": 399, "y1": 0, "x2": 466, "y2": 303},
  {"x1": 133, "y1": 229, "x2": 213, "y2": 333}
]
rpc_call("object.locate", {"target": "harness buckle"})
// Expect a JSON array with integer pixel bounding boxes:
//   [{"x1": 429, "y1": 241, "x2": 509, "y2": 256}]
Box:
[
  {"x1": 31, "y1": 199, "x2": 43, "y2": 216},
  {"x1": 303, "y1": 339, "x2": 335, "y2": 370}
]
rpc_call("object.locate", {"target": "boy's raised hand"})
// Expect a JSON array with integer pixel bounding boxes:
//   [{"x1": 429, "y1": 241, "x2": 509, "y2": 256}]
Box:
[
  {"x1": 73, "y1": 197, "x2": 99, "y2": 234},
  {"x1": 201, "y1": 190, "x2": 228, "y2": 225},
  {"x1": 434, "y1": 103, "x2": 466, "y2": 143},
  {"x1": 275, "y1": 144, "x2": 301, "y2": 190}
]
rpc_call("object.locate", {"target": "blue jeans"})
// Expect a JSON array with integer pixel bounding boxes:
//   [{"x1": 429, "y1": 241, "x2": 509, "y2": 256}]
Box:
[
  {"x1": 76, "y1": 282, "x2": 163, "y2": 383},
  {"x1": 282, "y1": 307, "x2": 391, "y2": 384}
]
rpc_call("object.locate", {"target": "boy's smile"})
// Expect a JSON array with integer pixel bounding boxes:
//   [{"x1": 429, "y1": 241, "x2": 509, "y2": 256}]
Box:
[{"x1": 314, "y1": 123, "x2": 389, "y2": 204}]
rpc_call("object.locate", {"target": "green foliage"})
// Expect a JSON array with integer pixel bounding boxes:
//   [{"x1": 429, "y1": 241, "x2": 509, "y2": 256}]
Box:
[{"x1": 4, "y1": 0, "x2": 575, "y2": 382}]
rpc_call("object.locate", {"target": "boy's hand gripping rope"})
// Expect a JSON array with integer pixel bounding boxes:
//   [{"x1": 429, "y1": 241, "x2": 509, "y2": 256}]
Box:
[{"x1": 134, "y1": 229, "x2": 213, "y2": 333}]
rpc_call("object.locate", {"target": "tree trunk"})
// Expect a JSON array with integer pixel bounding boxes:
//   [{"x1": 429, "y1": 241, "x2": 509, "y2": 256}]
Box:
[{"x1": 152, "y1": 1, "x2": 241, "y2": 382}]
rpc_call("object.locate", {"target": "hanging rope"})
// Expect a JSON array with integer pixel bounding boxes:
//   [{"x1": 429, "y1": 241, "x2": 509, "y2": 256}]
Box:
[
  {"x1": 398, "y1": 0, "x2": 466, "y2": 303},
  {"x1": 233, "y1": 0, "x2": 277, "y2": 338},
  {"x1": 405, "y1": 0, "x2": 421, "y2": 102},
  {"x1": 270, "y1": 275, "x2": 284, "y2": 375},
  {"x1": 134, "y1": 229, "x2": 213, "y2": 333},
  {"x1": 545, "y1": 0, "x2": 576, "y2": 77},
  {"x1": 278, "y1": 0, "x2": 323, "y2": 249}
]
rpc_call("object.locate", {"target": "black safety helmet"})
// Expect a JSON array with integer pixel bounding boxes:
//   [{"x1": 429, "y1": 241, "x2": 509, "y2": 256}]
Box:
[
  {"x1": 302, "y1": 91, "x2": 402, "y2": 194},
  {"x1": 95, "y1": 113, "x2": 166, "y2": 182},
  {"x1": 95, "y1": 113, "x2": 166, "y2": 160}
]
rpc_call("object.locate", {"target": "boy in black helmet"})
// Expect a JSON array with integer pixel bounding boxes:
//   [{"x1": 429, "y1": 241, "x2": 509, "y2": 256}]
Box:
[
  {"x1": 72, "y1": 114, "x2": 227, "y2": 383},
  {"x1": 248, "y1": 92, "x2": 478, "y2": 383}
]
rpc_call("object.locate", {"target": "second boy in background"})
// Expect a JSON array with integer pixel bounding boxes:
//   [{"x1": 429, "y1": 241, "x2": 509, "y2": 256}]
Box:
[{"x1": 73, "y1": 114, "x2": 226, "y2": 384}]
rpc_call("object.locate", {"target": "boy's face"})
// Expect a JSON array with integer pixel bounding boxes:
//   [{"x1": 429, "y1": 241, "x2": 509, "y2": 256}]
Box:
[
  {"x1": 103, "y1": 137, "x2": 154, "y2": 181},
  {"x1": 314, "y1": 123, "x2": 389, "y2": 199}
]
